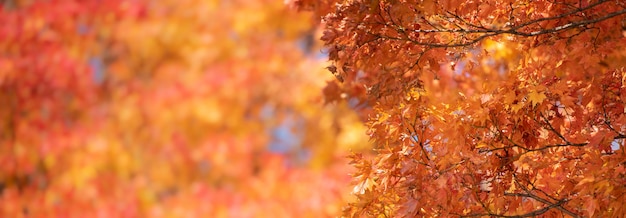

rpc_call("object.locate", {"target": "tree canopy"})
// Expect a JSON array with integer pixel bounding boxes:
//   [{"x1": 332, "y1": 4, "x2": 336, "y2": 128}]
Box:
[{"x1": 295, "y1": 0, "x2": 626, "y2": 217}]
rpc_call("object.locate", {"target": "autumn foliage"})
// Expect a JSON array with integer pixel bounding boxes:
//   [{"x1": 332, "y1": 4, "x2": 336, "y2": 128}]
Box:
[
  {"x1": 293, "y1": 0, "x2": 626, "y2": 217},
  {"x1": 4, "y1": 0, "x2": 626, "y2": 217},
  {"x1": 0, "y1": 0, "x2": 371, "y2": 217}
]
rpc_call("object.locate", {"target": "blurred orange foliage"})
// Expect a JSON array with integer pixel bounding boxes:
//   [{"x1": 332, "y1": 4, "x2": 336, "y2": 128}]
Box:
[{"x1": 0, "y1": 0, "x2": 369, "y2": 217}]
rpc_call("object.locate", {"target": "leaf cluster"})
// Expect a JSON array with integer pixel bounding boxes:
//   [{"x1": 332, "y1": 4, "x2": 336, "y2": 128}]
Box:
[{"x1": 301, "y1": 0, "x2": 626, "y2": 216}]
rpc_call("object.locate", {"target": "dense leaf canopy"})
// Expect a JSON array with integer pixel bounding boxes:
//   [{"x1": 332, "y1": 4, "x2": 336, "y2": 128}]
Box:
[{"x1": 295, "y1": 0, "x2": 626, "y2": 217}]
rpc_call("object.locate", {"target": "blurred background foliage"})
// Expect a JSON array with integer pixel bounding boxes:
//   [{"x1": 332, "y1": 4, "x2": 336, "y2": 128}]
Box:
[{"x1": 0, "y1": 0, "x2": 370, "y2": 217}]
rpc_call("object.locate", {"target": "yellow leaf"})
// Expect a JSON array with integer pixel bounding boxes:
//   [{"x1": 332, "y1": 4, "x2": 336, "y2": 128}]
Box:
[
  {"x1": 507, "y1": 177, "x2": 517, "y2": 192},
  {"x1": 528, "y1": 91, "x2": 546, "y2": 107},
  {"x1": 511, "y1": 103, "x2": 524, "y2": 113},
  {"x1": 577, "y1": 177, "x2": 595, "y2": 187}
]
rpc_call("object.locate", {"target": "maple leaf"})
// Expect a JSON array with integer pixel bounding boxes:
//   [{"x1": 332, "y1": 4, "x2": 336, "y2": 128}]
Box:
[{"x1": 528, "y1": 90, "x2": 546, "y2": 107}]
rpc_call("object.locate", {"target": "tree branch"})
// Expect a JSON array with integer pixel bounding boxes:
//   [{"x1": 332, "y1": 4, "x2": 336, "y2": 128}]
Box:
[{"x1": 385, "y1": 0, "x2": 626, "y2": 48}]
